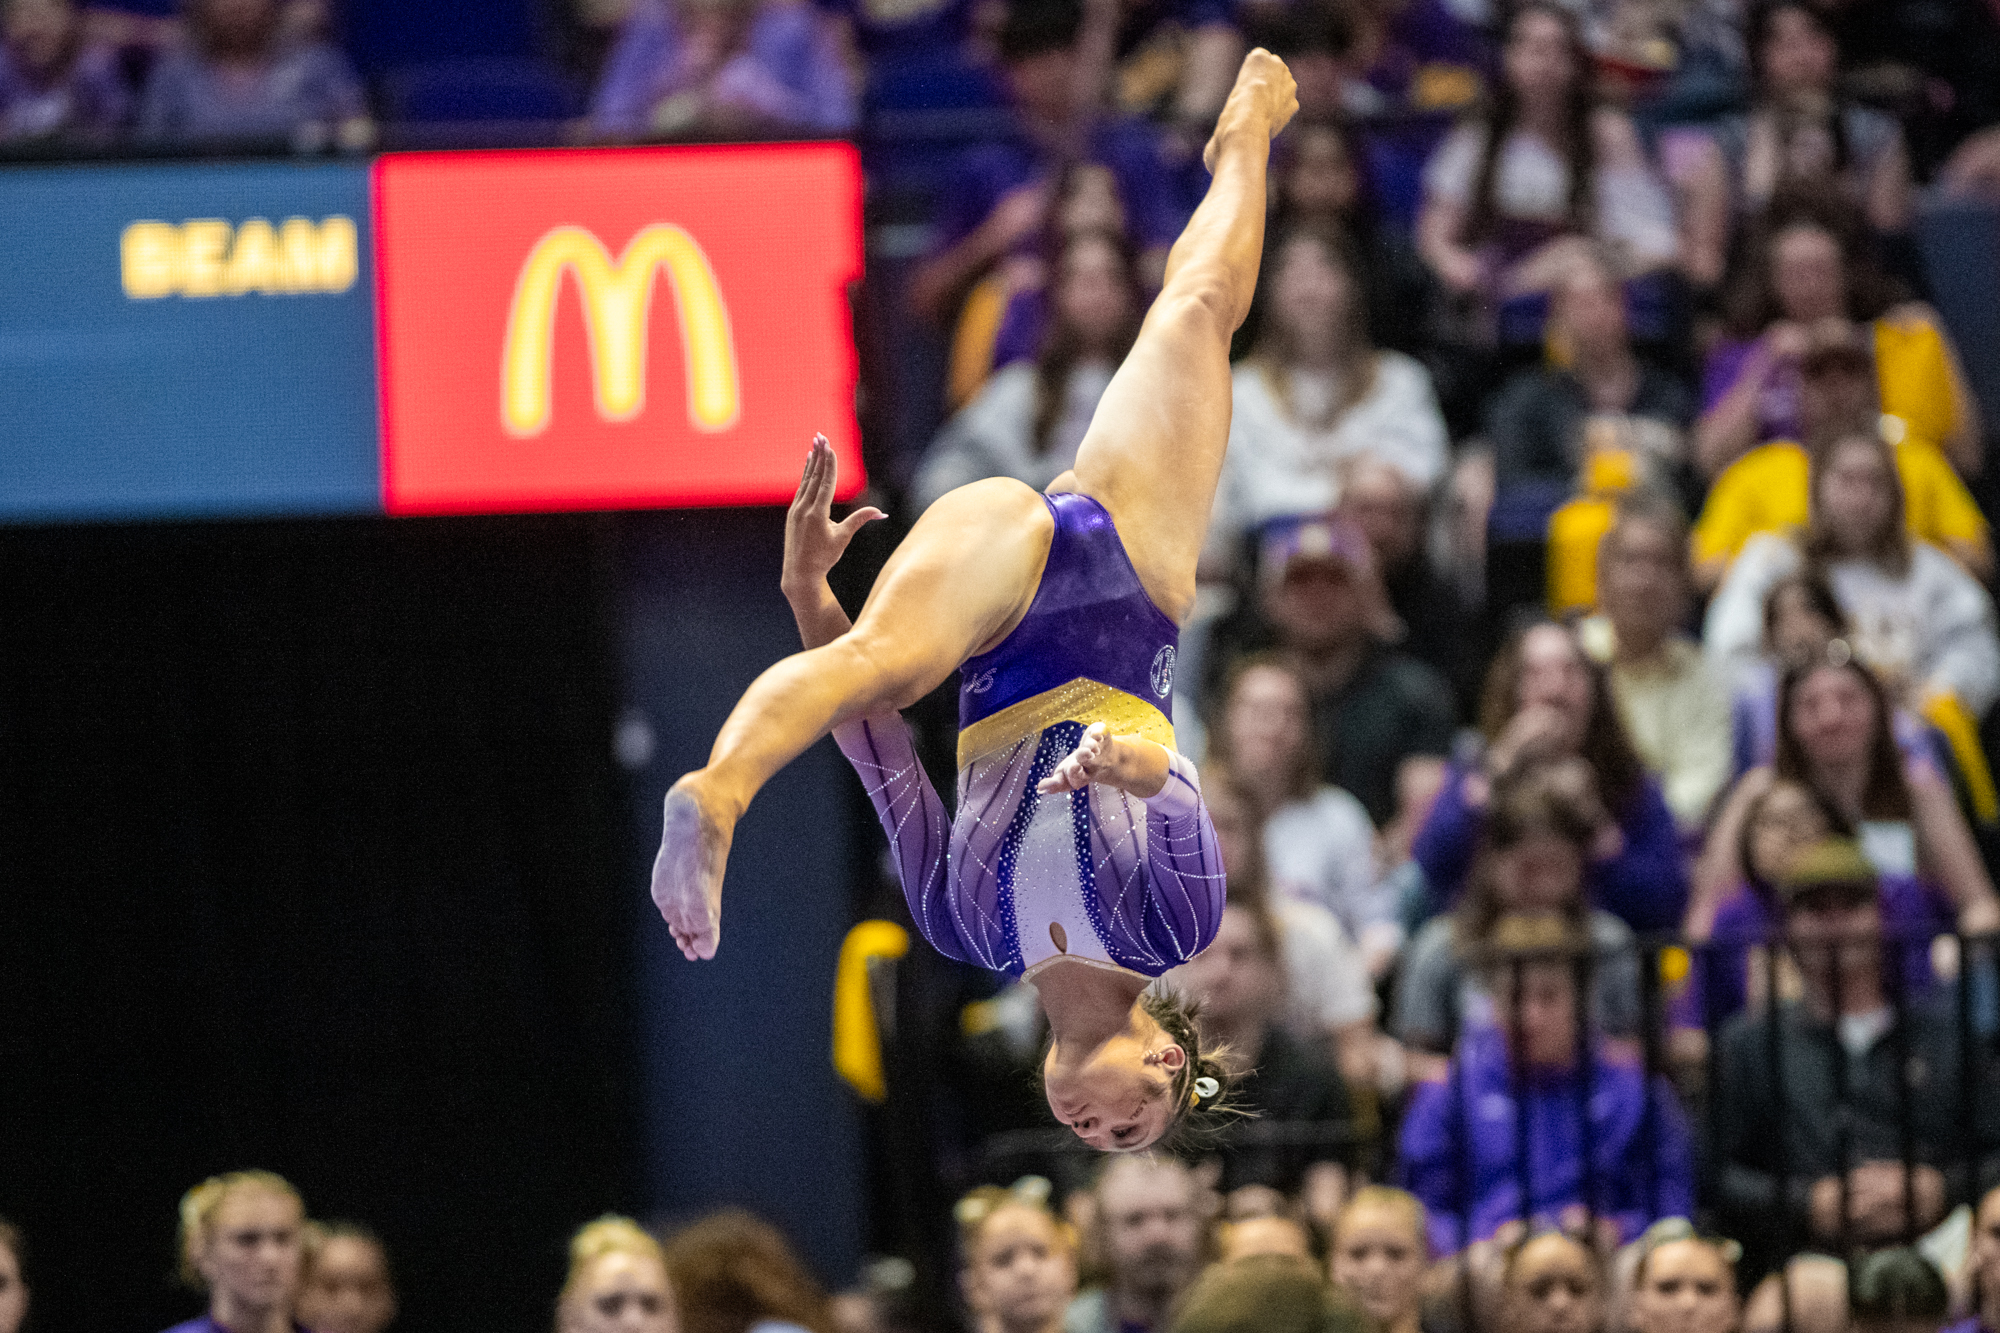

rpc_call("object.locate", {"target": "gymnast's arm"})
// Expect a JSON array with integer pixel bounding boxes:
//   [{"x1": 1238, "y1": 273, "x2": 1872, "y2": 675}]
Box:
[{"x1": 782, "y1": 437, "x2": 968, "y2": 957}]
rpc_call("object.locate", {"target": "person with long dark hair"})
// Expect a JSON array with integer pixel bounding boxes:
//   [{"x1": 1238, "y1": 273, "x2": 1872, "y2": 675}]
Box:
[
  {"x1": 1411, "y1": 621, "x2": 1686, "y2": 933},
  {"x1": 1415, "y1": 2, "x2": 1676, "y2": 341},
  {"x1": 1209, "y1": 223, "x2": 1449, "y2": 569},
  {"x1": 914, "y1": 228, "x2": 1145, "y2": 510},
  {"x1": 1712, "y1": 0, "x2": 1912, "y2": 236},
  {"x1": 1693, "y1": 189, "x2": 1981, "y2": 479}
]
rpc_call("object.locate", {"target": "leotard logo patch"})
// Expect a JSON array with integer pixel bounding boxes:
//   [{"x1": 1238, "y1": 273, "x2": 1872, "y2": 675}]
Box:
[
  {"x1": 1150, "y1": 646, "x2": 1176, "y2": 699},
  {"x1": 967, "y1": 668, "x2": 997, "y2": 695}
]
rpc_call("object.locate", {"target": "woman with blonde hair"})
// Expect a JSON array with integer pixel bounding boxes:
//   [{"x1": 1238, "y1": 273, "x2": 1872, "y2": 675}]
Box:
[
  {"x1": 1330, "y1": 1188, "x2": 1429, "y2": 1333},
  {"x1": 558, "y1": 1217, "x2": 676, "y2": 1333},
  {"x1": 956, "y1": 1182, "x2": 1078, "y2": 1333},
  {"x1": 165, "y1": 1170, "x2": 307, "y2": 1333}
]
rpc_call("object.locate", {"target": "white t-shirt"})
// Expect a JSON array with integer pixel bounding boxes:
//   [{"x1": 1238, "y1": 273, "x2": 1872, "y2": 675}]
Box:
[
  {"x1": 1273, "y1": 895, "x2": 1381, "y2": 1032},
  {"x1": 1703, "y1": 532, "x2": 2000, "y2": 715},
  {"x1": 911, "y1": 360, "x2": 1115, "y2": 512},
  {"x1": 1423, "y1": 120, "x2": 1678, "y2": 269},
  {"x1": 1263, "y1": 786, "x2": 1391, "y2": 941},
  {"x1": 1211, "y1": 353, "x2": 1449, "y2": 549}
]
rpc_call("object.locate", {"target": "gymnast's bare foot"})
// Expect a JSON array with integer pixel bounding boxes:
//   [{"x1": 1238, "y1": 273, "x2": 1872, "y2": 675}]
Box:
[
  {"x1": 652, "y1": 773, "x2": 733, "y2": 960},
  {"x1": 1204, "y1": 49, "x2": 1299, "y2": 173},
  {"x1": 1036, "y1": 722, "x2": 1170, "y2": 801}
]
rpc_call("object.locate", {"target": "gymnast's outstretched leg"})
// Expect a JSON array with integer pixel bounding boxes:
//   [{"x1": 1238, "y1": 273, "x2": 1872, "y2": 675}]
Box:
[{"x1": 652, "y1": 51, "x2": 1297, "y2": 962}]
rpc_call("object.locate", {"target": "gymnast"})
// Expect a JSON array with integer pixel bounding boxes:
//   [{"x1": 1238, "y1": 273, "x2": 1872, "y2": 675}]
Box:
[{"x1": 652, "y1": 49, "x2": 1298, "y2": 1152}]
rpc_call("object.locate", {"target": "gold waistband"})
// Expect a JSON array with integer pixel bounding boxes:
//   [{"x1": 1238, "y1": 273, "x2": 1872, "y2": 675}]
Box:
[{"x1": 956, "y1": 676, "x2": 1176, "y2": 770}]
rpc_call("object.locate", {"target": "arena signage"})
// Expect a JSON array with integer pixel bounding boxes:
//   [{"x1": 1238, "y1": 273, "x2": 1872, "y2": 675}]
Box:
[
  {"x1": 0, "y1": 144, "x2": 864, "y2": 522},
  {"x1": 373, "y1": 142, "x2": 866, "y2": 515},
  {"x1": 0, "y1": 159, "x2": 381, "y2": 521}
]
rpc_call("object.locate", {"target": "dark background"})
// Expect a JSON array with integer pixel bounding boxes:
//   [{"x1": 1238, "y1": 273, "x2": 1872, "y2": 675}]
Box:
[{"x1": 0, "y1": 515, "x2": 643, "y2": 1333}]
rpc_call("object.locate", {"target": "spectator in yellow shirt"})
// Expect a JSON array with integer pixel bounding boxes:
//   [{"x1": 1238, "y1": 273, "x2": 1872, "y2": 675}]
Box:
[{"x1": 1691, "y1": 332, "x2": 1991, "y2": 591}]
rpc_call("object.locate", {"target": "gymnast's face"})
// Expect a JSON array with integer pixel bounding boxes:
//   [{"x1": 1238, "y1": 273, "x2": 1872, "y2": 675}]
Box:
[{"x1": 1043, "y1": 1017, "x2": 1181, "y2": 1151}]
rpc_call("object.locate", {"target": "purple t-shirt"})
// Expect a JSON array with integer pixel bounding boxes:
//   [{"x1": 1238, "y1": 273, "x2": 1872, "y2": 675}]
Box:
[
  {"x1": 1701, "y1": 336, "x2": 1800, "y2": 445},
  {"x1": 590, "y1": 0, "x2": 858, "y2": 137},
  {"x1": 0, "y1": 41, "x2": 129, "y2": 140},
  {"x1": 138, "y1": 41, "x2": 365, "y2": 143}
]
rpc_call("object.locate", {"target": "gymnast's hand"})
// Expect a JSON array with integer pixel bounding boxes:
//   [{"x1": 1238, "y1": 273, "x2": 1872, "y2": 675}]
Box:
[
  {"x1": 1037, "y1": 722, "x2": 1171, "y2": 800},
  {"x1": 782, "y1": 434, "x2": 884, "y2": 602}
]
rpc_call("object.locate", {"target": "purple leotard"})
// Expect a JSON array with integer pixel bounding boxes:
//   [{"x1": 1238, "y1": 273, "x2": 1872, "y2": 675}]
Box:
[{"x1": 834, "y1": 492, "x2": 1224, "y2": 978}]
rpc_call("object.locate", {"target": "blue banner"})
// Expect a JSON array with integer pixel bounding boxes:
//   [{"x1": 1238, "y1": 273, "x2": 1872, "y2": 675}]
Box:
[{"x1": 0, "y1": 159, "x2": 380, "y2": 521}]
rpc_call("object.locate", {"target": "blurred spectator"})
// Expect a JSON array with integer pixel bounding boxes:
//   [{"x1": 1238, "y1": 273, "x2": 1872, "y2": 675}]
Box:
[
  {"x1": 1849, "y1": 1250, "x2": 1949, "y2": 1333},
  {"x1": 1958, "y1": 1184, "x2": 2000, "y2": 1333},
  {"x1": 1685, "y1": 775, "x2": 1945, "y2": 1025},
  {"x1": 560, "y1": 1217, "x2": 675, "y2": 1333},
  {"x1": 1168, "y1": 1253, "x2": 1361, "y2": 1333},
  {"x1": 1693, "y1": 191, "x2": 1983, "y2": 481},
  {"x1": 665, "y1": 1211, "x2": 829, "y2": 1333},
  {"x1": 1399, "y1": 912, "x2": 1695, "y2": 1254},
  {"x1": 1720, "y1": 571, "x2": 1948, "y2": 784},
  {"x1": 298, "y1": 1223, "x2": 397, "y2": 1333},
  {"x1": 1704, "y1": 430, "x2": 2000, "y2": 720},
  {"x1": 1818, "y1": 0, "x2": 2000, "y2": 181},
  {"x1": 914, "y1": 228, "x2": 1141, "y2": 510},
  {"x1": 1065, "y1": 1156, "x2": 1204, "y2": 1333},
  {"x1": 589, "y1": 0, "x2": 857, "y2": 139},
  {"x1": 1208, "y1": 657, "x2": 1387, "y2": 952},
  {"x1": 1579, "y1": 496, "x2": 1731, "y2": 833},
  {"x1": 1742, "y1": 1258, "x2": 1848, "y2": 1333},
  {"x1": 908, "y1": 0, "x2": 1184, "y2": 329},
  {"x1": 951, "y1": 162, "x2": 1131, "y2": 407},
  {"x1": 1626, "y1": 1223, "x2": 1741, "y2": 1333},
  {"x1": 1177, "y1": 898, "x2": 1360, "y2": 1200},
  {"x1": 1393, "y1": 757, "x2": 1643, "y2": 1056},
  {"x1": 1340, "y1": 458, "x2": 1483, "y2": 711},
  {"x1": 1093, "y1": 0, "x2": 1244, "y2": 140},
  {"x1": 1485, "y1": 250, "x2": 1693, "y2": 502},
  {"x1": 1691, "y1": 327, "x2": 1990, "y2": 591},
  {"x1": 1215, "y1": 513, "x2": 1458, "y2": 828},
  {"x1": 1708, "y1": 0, "x2": 1913, "y2": 237},
  {"x1": 1412, "y1": 621, "x2": 1687, "y2": 933},
  {"x1": 1499, "y1": 1234, "x2": 1610, "y2": 1333},
  {"x1": 0, "y1": 0, "x2": 126, "y2": 141},
  {"x1": 1215, "y1": 1216, "x2": 1314, "y2": 1264},
  {"x1": 1712, "y1": 839, "x2": 1993, "y2": 1251},
  {"x1": 0, "y1": 1219, "x2": 23, "y2": 1333},
  {"x1": 1196, "y1": 777, "x2": 1383, "y2": 1085},
  {"x1": 1211, "y1": 223, "x2": 1449, "y2": 556},
  {"x1": 1694, "y1": 654, "x2": 1996, "y2": 937},
  {"x1": 1328, "y1": 1188, "x2": 1428, "y2": 1333},
  {"x1": 139, "y1": 0, "x2": 367, "y2": 146},
  {"x1": 166, "y1": 1170, "x2": 307, "y2": 1333},
  {"x1": 956, "y1": 1184, "x2": 1078, "y2": 1333},
  {"x1": 1268, "y1": 120, "x2": 1434, "y2": 355},
  {"x1": 1415, "y1": 3, "x2": 1678, "y2": 346}
]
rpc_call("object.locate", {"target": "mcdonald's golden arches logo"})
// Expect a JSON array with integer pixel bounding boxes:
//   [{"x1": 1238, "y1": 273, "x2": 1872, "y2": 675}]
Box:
[{"x1": 501, "y1": 224, "x2": 740, "y2": 438}]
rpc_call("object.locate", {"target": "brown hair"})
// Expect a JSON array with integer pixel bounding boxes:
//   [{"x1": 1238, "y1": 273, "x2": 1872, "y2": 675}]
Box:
[
  {"x1": 955, "y1": 1182, "x2": 1078, "y2": 1261},
  {"x1": 1032, "y1": 228, "x2": 1142, "y2": 456},
  {"x1": 1761, "y1": 568, "x2": 1848, "y2": 656},
  {"x1": 1467, "y1": 3, "x2": 1597, "y2": 244},
  {"x1": 184, "y1": 0, "x2": 282, "y2": 60},
  {"x1": 1775, "y1": 655, "x2": 1912, "y2": 820},
  {"x1": 1210, "y1": 655, "x2": 1323, "y2": 806},
  {"x1": 1250, "y1": 223, "x2": 1381, "y2": 428},
  {"x1": 1802, "y1": 429, "x2": 1911, "y2": 576},
  {"x1": 664, "y1": 1211, "x2": 831, "y2": 1333},
  {"x1": 1476, "y1": 622, "x2": 1648, "y2": 813},
  {"x1": 1453, "y1": 761, "x2": 1602, "y2": 945},
  {"x1": 1139, "y1": 988, "x2": 1242, "y2": 1154},
  {"x1": 1724, "y1": 185, "x2": 1906, "y2": 336}
]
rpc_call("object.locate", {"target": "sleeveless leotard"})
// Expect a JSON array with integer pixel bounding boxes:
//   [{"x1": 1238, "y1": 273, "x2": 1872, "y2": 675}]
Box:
[{"x1": 833, "y1": 492, "x2": 1225, "y2": 978}]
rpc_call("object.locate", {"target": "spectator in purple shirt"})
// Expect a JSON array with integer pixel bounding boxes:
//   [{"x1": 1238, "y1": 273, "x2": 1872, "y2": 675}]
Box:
[
  {"x1": 590, "y1": 0, "x2": 858, "y2": 141},
  {"x1": 163, "y1": 1170, "x2": 311, "y2": 1333},
  {"x1": 139, "y1": 0, "x2": 368, "y2": 147},
  {"x1": 908, "y1": 0, "x2": 1188, "y2": 328},
  {"x1": 1413, "y1": 620, "x2": 1688, "y2": 934},
  {"x1": 0, "y1": 0, "x2": 128, "y2": 141},
  {"x1": 1399, "y1": 911, "x2": 1695, "y2": 1254}
]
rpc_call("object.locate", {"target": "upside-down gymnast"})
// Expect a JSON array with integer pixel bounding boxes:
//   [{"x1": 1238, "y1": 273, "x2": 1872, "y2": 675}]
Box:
[{"x1": 652, "y1": 49, "x2": 1298, "y2": 1152}]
